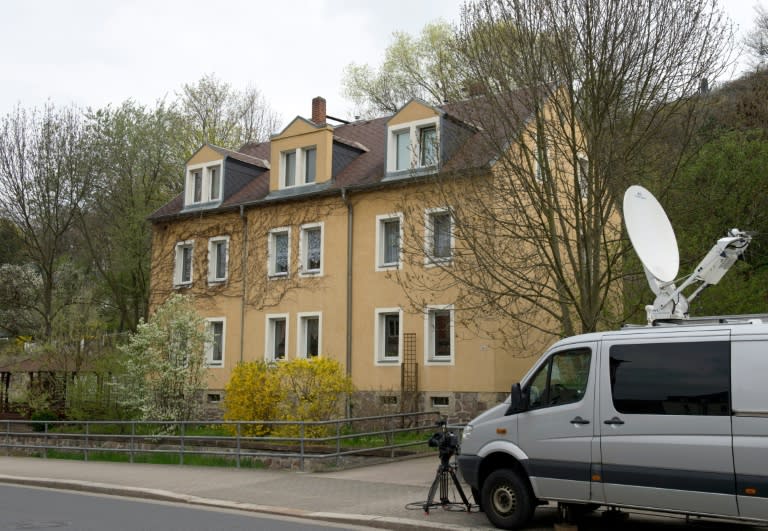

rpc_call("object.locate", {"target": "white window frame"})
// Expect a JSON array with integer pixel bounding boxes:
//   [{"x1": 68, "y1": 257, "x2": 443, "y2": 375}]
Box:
[
  {"x1": 375, "y1": 213, "x2": 403, "y2": 271},
  {"x1": 265, "y1": 313, "x2": 289, "y2": 361},
  {"x1": 424, "y1": 207, "x2": 453, "y2": 266},
  {"x1": 297, "y1": 312, "x2": 322, "y2": 359},
  {"x1": 268, "y1": 227, "x2": 291, "y2": 278},
  {"x1": 185, "y1": 160, "x2": 223, "y2": 206},
  {"x1": 386, "y1": 117, "x2": 439, "y2": 173},
  {"x1": 374, "y1": 307, "x2": 403, "y2": 365},
  {"x1": 299, "y1": 222, "x2": 324, "y2": 277},
  {"x1": 207, "y1": 235, "x2": 230, "y2": 284},
  {"x1": 424, "y1": 304, "x2": 455, "y2": 365},
  {"x1": 281, "y1": 146, "x2": 318, "y2": 189},
  {"x1": 205, "y1": 317, "x2": 225, "y2": 368},
  {"x1": 174, "y1": 240, "x2": 194, "y2": 287}
]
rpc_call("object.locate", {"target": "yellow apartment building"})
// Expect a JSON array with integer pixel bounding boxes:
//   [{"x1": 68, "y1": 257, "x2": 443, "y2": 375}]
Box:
[{"x1": 148, "y1": 93, "x2": 564, "y2": 419}]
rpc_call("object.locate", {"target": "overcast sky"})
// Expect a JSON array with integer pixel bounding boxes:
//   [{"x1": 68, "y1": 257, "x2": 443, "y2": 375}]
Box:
[{"x1": 0, "y1": 0, "x2": 764, "y2": 129}]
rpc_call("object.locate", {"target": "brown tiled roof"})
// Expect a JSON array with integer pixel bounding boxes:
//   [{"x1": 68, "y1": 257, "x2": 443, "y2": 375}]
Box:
[{"x1": 149, "y1": 90, "x2": 539, "y2": 221}]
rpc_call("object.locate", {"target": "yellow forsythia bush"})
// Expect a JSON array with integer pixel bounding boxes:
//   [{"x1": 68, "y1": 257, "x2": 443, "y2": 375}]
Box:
[{"x1": 224, "y1": 358, "x2": 354, "y2": 437}]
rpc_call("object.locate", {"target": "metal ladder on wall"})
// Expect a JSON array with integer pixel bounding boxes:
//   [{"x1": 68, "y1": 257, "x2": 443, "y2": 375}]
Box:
[{"x1": 400, "y1": 332, "x2": 418, "y2": 414}]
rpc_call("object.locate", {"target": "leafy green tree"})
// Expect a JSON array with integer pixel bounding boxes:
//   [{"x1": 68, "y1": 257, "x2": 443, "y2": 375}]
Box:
[
  {"x1": 668, "y1": 129, "x2": 768, "y2": 316},
  {"x1": 342, "y1": 21, "x2": 466, "y2": 117},
  {"x1": 117, "y1": 294, "x2": 208, "y2": 421},
  {"x1": 81, "y1": 101, "x2": 181, "y2": 331}
]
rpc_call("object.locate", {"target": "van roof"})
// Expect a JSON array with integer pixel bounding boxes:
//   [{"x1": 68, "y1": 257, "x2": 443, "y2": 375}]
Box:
[{"x1": 551, "y1": 314, "x2": 768, "y2": 349}]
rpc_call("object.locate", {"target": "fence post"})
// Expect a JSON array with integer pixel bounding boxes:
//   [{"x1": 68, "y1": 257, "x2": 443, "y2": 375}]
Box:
[
  {"x1": 5, "y1": 420, "x2": 9, "y2": 456},
  {"x1": 335, "y1": 421, "x2": 341, "y2": 468},
  {"x1": 179, "y1": 422, "x2": 185, "y2": 465},
  {"x1": 130, "y1": 422, "x2": 135, "y2": 463},
  {"x1": 84, "y1": 422, "x2": 89, "y2": 462},
  {"x1": 299, "y1": 422, "x2": 305, "y2": 472},
  {"x1": 389, "y1": 415, "x2": 394, "y2": 459},
  {"x1": 43, "y1": 422, "x2": 48, "y2": 459},
  {"x1": 236, "y1": 423, "x2": 241, "y2": 469}
]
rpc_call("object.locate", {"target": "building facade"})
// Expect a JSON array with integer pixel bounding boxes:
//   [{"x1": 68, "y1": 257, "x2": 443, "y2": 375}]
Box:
[{"x1": 148, "y1": 93, "x2": 562, "y2": 419}]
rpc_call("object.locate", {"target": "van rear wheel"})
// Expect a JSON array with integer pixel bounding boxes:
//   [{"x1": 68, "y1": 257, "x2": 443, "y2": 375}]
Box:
[{"x1": 481, "y1": 469, "x2": 534, "y2": 529}]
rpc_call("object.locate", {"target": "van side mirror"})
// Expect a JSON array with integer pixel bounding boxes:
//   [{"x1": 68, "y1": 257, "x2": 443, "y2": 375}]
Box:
[{"x1": 505, "y1": 382, "x2": 528, "y2": 415}]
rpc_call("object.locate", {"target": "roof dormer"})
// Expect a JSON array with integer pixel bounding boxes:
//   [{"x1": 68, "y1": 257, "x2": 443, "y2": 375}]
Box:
[
  {"x1": 269, "y1": 101, "x2": 334, "y2": 193},
  {"x1": 183, "y1": 144, "x2": 268, "y2": 211},
  {"x1": 386, "y1": 100, "x2": 441, "y2": 176}
]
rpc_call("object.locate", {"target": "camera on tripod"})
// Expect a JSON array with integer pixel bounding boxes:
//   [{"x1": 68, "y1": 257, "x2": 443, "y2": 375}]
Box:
[{"x1": 428, "y1": 420, "x2": 460, "y2": 460}]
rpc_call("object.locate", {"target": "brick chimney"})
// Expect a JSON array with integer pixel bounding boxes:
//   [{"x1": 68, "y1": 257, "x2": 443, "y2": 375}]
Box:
[{"x1": 311, "y1": 96, "x2": 326, "y2": 125}]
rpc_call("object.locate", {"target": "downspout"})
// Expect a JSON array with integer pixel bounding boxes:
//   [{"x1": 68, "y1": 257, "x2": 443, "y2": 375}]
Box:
[
  {"x1": 239, "y1": 205, "x2": 248, "y2": 363},
  {"x1": 341, "y1": 188, "x2": 353, "y2": 380}
]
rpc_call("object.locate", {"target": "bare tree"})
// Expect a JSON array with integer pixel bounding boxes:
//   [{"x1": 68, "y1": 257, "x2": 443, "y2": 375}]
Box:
[
  {"x1": 177, "y1": 74, "x2": 281, "y2": 157},
  {"x1": 0, "y1": 105, "x2": 96, "y2": 339},
  {"x1": 393, "y1": 0, "x2": 733, "y2": 351},
  {"x1": 745, "y1": 5, "x2": 768, "y2": 69}
]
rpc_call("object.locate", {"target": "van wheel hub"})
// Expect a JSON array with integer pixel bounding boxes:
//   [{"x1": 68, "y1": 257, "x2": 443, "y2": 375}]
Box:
[{"x1": 492, "y1": 483, "x2": 517, "y2": 515}]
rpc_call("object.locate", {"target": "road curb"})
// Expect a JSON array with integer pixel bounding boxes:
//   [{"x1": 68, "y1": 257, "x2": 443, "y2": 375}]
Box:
[{"x1": 0, "y1": 475, "x2": 481, "y2": 530}]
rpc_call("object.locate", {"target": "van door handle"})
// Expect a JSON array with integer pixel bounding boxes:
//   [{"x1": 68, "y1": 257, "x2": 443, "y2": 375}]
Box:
[
  {"x1": 604, "y1": 417, "x2": 625, "y2": 425},
  {"x1": 570, "y1": 416, "x2": 590, "y2": 425}
]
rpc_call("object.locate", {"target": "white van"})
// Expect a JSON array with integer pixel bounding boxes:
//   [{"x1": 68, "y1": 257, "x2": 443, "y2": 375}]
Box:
[{"x1": 457, "y1": 316, "x2": 768, "y2": 529}]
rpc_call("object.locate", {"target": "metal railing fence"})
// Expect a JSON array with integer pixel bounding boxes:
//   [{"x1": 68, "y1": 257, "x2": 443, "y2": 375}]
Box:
[{"x1": 1, "y1": 411, "x2": 459, "y2": 471}]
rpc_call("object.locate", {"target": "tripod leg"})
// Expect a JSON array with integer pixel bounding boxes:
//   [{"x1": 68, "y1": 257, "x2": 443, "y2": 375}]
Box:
[
  {"x1": 449, "y1": 468, "x2": 472, "y2": 512},
  {"x1": 423, "y1": 469, "x2": 442, "y2": 514}
]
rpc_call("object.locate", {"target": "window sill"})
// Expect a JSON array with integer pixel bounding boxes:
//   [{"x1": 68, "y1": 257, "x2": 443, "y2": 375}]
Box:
[
  {"x1": 207, "y1": 279, "x2": 227, "y2": 286},
  {"x1": 173, "y1": 283, "x2": 192, "y2": 289},
  {"x1": 424, "y1": 257, "x2": 453, "y2": 268},
  {"x1": 376, "y1": 358, "x2": 401, "y2": 365},
  {"x1": 426, "y1": 357, "x2": 453, "y2": 365},
  {"x1": 268, "y1": 273, "x2": 289, "y2": 279},
  {"x1": 206, "y1": 363, "x2": 224, "y2": 368},
  {"x1": 299, "y1": 270, "x2": 322, "y2": 278},
  {"x1": 376, "y1": 263, "x2": 401, "y2": 272}
]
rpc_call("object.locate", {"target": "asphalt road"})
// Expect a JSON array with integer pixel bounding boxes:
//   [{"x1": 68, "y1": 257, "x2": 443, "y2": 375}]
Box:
[{"x1": 0, "y1": 484, "x2": 376, "y2": 531}]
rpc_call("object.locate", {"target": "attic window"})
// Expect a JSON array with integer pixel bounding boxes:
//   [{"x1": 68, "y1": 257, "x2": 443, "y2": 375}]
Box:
[
  {"x1": 281, "y1": 147, "x2": 317, "y2": 188},
  {"x1": 387, "y1": 118, "x2": 439, "y2": 173},
  {"x1": 186, "y1": 161, "x2": 223, "y2": 206}
]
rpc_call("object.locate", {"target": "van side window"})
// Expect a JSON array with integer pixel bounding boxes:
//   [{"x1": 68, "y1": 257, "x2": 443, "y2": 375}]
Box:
[
  {"x1": 609, "y1": 341, "x2": 730, "y2": 416},
  {"x1": 526, "y1": 348, "x2": 591, "y2": 410}
]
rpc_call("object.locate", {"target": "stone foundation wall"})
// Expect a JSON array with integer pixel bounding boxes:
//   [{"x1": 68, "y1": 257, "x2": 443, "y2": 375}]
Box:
[{"x1": 351, "y1": 390, "x2": 508, "y2": 423}]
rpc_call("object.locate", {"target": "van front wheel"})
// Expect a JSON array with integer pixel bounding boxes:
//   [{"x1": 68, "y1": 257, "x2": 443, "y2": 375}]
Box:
[{"x1": 481, "y1": 469, "x2": 534, "y2": 529}]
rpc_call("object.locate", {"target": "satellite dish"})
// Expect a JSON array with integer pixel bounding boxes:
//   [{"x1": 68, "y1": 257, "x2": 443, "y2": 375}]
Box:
[
  {"x1": 623, "y1": 184, "x2": 751, "y2": 324},
  {"x1": 623, "y1": 185, "x2": 679, "y2": 283}
]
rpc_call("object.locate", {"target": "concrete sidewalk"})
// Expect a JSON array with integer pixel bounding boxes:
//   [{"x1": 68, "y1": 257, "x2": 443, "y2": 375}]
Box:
[
  {"x1": 1, "y1": 455, "x2": 765, "y2": 530},
  {"x1": 0, "y1": 455, "x2": 503, "y2": 530}
]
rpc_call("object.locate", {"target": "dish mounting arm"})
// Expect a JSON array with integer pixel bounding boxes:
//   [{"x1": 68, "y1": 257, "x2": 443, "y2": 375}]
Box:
[{"x1": 645, "y1": 229, "x2": 752, "y2": 324}]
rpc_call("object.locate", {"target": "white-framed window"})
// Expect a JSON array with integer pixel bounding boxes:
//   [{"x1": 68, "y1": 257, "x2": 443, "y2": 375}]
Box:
[
  {"x1": 395, "y1": 130, "x2": 410, "y2": 171},
  {"x1": 299, "y1": 222, "x2": 323, "y2": 276},
  {"x1": 425, "y1": 207, "x2": 452, "y2": 264},
  {"x1": 185, "y1": 161, "x2": 223, "y2": 206},
  {"x1": 265, "y1": 314, "x2": 289, "y2": 361},
  {"x1": 174, "y1": 240, "x2": 194, "y2": 286},
  {"x1": 297, "y1": 312, "x2": 321, "y2": 358},
  {"x1": 419, "y1": 125, "x2": 437, "y2": 167},
  {"x1": 375, "y1": 307, "x2": 402, "y2": 364},
  {"x1": 207, "y1": 236, "x2": 229, "y2": 283},
  {"x1": 424, "y1": 304, "x2": 454, "y2": 364},
  {"x1": 281, "y1": 146, "x2": 317, "y2": 188},
  {"x1": 387, "y1": 118, "x2": 439, "y2": 173},
  {"x1": 375, "y1": 213, "x2": 403, "y2": 270},
  {"x1": 205, "y1": 318, "x2": 225, "y2": 367},
  {"x1": 268, "y1": 227, "x2": 290, "y2": 277}
]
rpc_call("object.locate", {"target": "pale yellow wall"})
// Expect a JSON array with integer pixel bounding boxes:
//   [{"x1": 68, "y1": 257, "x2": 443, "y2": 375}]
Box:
[
  {"x1": 388, "y1": 101, "x2": 439, "y2": 127},
  {"x1": 187, "y1": 145, "x2": 224, "y2": 166},
  {"x1": 269, "y1": 119, "x2": 334, "y2": 190}
]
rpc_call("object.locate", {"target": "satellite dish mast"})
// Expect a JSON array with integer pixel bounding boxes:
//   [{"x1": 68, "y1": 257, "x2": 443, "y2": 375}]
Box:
[{"x1": 623, "y1": 185, "x2": 752, "y2": 325}]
